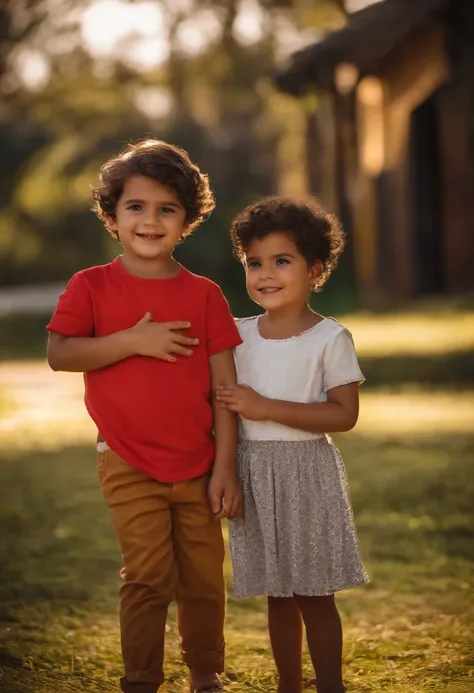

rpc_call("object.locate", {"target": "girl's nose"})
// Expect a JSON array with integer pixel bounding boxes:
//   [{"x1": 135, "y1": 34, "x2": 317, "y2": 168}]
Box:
[{"x1": 144, "y1": 215, "x2": 159, "y2": 226}]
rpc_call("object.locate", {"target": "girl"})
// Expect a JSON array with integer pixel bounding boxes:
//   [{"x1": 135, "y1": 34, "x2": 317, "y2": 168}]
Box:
[{"x1": 216, "y1": 197, "x2": 368, "y2": 693}]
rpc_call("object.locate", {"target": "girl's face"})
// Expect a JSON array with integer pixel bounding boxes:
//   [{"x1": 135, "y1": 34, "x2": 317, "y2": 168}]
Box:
[{"x1": 244, "y1": 232, "x2": 322, "y2": 314}]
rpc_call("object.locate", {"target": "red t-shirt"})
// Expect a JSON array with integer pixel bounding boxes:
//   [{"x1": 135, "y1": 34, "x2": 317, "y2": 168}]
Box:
[{"x1": 46, "y1": 258, "x2": 242, "y2": 482}]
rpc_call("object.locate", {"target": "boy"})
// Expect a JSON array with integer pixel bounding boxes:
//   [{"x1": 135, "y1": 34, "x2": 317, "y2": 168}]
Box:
[{"x1": 46, "y1": 140, "x2": 242, "y2": 693}]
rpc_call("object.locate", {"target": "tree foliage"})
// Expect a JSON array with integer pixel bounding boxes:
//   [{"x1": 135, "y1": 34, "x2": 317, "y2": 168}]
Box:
[{"x1": 0, "y1": 0, "x2": 347, "y2": 310}]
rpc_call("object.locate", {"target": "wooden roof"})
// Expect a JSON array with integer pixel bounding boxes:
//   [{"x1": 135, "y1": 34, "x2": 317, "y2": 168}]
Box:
[{"x1": 275, "y1": 0, "x2": 448, "y2": 95}]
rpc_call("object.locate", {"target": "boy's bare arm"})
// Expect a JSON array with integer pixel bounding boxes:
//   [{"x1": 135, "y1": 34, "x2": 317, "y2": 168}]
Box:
[
  {"x1": 47, "y1": 313, "x2": 198, "y2": 372},
  {"x1": 208, "y1": 349, "x2": 242, "y2": 519}
]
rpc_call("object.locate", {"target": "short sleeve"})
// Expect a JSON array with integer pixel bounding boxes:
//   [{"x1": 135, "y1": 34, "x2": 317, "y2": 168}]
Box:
[
  {"x1": 46, "y1": 272, "x2": 94, "y2": 337},
  {"x1": 206, "y1": 283, "x2": 242, "y2": 355},
  {"x1": 322, "y1": 327, "x2": 365, "y2": 392}
]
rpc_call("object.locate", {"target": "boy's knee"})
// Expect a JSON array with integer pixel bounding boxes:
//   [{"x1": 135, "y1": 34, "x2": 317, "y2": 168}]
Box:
[
  {"x1": 178, "y1": 570, "x2": 225, "y2": 601},
  {"x1": 120, "y1": 558, "x2": 177, "y2": 599},
  {"x1": 120, "y1": 580, "x2": 175, "y2": 611}
]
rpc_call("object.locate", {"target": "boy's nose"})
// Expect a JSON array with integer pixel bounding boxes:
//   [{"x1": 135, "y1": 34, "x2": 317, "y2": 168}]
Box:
[{"x1": 259, "y1": 265, "x2": 274, "y2": 279}]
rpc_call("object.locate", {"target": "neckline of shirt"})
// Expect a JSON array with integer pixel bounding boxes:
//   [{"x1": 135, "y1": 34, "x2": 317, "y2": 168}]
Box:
[
  {"x1": 255, "y1": 315, "x2": 333, "y2": 343},
  {"x1": 112, "y1": 256, "x2": 186, "y2": 283}
]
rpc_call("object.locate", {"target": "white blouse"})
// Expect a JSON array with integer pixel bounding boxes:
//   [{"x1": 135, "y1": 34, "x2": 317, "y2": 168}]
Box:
[{"x1": 234, "y1": 316, "x2": 365, "y2": 441}]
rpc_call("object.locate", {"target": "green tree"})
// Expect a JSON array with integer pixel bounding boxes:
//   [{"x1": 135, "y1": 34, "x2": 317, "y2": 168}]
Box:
[{"x1": 0, "y1": 0, "x2": 348, "y2": 308}]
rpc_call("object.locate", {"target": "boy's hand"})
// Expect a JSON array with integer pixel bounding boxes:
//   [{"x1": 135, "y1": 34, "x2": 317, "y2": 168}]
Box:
[
  {"x1": 216, "y1": 384, "x2": 268, "y2": 421},
  {"x1": 208, "y1": 469, "x2": 243, "y2": 520},
  {"x1": 129, "y1": 313, "x2": 199, "y2": 362}
]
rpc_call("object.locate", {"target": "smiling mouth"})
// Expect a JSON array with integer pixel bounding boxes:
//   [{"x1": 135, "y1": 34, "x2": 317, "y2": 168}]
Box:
[
  {"x1": 136, "y1": 233, "x2": 165, "y2": 240},
  {"x1": 258, "y1": 287, "x2": 282, "y2": 293}
]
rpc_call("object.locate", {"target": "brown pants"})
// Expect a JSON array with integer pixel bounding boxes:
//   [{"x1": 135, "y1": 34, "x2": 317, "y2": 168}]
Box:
[{"x1": 97, "y1": 448, "x2": 226, "y2": 693}]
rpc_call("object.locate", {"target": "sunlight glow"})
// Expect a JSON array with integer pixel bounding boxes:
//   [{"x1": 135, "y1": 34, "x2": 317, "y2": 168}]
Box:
[
  {"x1": 233, "y1": 0, "x2": 265, "y2": 46},
  {"x1": 346, "y1": 0, "x2": 385, "y2": 12},
  {"x1": 358, "y1": 76, "x2": 385, "y2": 176},
  {"x1": 80, "y1": 0, "x2": 282, "y2": 66},
  {"x1": 175, "y1": 9, "x2": 222, "y2": 56},
  {"x1": 15, "y1": 49, "x2": 51, "y2": 91},
  {"x1": 343, "y1": 312, "x2": 474, "y2": 356},
  {"x1": 123, "y1": 36, "x2": 169, "y2": 71},
  {"x1": 3, "y1": 304, "x2": 474, "y2": 451},
  {"x1": 133, "y1": 87, "x2": 173, "y2": 120},
  {"x1": 2, "y1": 362, "x2": 472, "y2": 451},
  {"x1": 81, "y1": 0, "x2": 168, "y2": 67}
]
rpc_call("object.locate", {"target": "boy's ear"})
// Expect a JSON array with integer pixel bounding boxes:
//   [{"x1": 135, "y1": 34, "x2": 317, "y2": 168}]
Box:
[
  {"x1": 105, "y1": 215, "x2": 120, "y2": 240},
  {"x1": 105, "y1": 215, "x2": 117, "y2": 231}
]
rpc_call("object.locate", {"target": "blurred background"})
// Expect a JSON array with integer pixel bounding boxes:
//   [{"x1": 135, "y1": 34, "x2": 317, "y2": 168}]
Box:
[{"x1": 0, "y1": 1, "x2": 473, "y2": 692}]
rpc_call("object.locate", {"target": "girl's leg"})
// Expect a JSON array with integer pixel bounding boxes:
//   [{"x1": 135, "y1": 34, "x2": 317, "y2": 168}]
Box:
[
  {"x1": 293, "y1": 594, "x2": 344, "y2": 693},
  {"x1": 267, "y1": 596, "x2": 303, "y2": 693}
]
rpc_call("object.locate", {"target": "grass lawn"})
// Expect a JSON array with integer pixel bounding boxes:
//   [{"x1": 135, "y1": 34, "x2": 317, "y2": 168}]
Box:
[
  {"x1": 0, "y1": 426, "x2": 472, "y2": 693},
  {"x1": 0, "y1": 302, "x2": 473, "y2": 692}
]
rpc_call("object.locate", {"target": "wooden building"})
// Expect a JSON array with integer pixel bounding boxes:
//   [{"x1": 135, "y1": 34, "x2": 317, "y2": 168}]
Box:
[{"x1": 275, "y1": 0, "x2": 474, "y2": 305}]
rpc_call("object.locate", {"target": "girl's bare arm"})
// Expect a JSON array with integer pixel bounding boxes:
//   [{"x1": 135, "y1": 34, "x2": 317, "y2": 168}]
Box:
[{"x1": 216, "y1": 381, "x2": 360, "y2": 433}]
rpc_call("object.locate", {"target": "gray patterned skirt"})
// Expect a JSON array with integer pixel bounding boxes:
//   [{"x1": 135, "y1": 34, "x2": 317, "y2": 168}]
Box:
[{"x1": 228, "y1": 437, "x2": 369, "y2": 598}]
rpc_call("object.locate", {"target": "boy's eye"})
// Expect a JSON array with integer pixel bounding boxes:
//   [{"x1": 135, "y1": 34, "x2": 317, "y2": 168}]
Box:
[
  {"x1": 161, "y1": 206, "x2": 175, "y2": 214},
  {"x1": 276, "y1": 258, "x2": 289, "y2": 265},
  {"x1": 128, "y1": 204, "x2": 143, "y2": 212},
  {"x1": 247, "y1": 261, "x2": 261, "y2": 269}
]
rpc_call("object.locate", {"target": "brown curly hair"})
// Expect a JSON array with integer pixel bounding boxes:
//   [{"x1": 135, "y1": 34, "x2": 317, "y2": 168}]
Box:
[
  {"x1": 230, "y1": 196, "x2": 345, "y2": 291},
  {"x1": 92, "y1": 139, "x2": 215, "y2": 239}
]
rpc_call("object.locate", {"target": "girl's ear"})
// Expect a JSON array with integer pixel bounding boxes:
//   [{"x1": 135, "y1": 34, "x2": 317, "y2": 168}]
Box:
[
  {"x1": 309, "y1": 260, "x2": 324, "y2": 288},
  {"x1": 177, "y1": 222, "x2": 191, "y2": 243}
]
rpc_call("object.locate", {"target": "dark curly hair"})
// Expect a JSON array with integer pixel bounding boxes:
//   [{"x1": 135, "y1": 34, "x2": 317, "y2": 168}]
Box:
[
  {"x1": 230, "y1": 196, "x2": 345, "y2": 291},
  {"x1": 92, "y1": 139, "x2": 215, "y2": 239}
]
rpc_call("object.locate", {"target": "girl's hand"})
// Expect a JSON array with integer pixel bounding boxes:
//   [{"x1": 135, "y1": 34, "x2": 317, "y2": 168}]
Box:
[{"x1": 216, "y1": 384, "x2": 268, "y2": 421}]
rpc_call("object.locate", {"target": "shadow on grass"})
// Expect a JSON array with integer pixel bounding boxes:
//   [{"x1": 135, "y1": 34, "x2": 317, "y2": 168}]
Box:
[
  {"x1": 0, "y1": 435, "x2": 472, "y2": 615},
  {"x1": 359, "y1": 350, "x2": 474, "y2": 387},
  {"x1": 337, "y1": 434, "x2": 474, "y2": 574},
  {"x1": 0, "y1": 445, "x2": 120, "y2": 619},
  {"x1": 0, "y1": 314, "x2": 50, "y2": 361}
]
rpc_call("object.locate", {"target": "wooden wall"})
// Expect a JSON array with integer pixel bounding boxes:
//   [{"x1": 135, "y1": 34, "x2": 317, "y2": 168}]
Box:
[
  {"x1": 352, "y1": 22, "x2": 449, "y2": 304},
  {"x1": 304, "y1": 14, "x2": 474, "y2": 305}
]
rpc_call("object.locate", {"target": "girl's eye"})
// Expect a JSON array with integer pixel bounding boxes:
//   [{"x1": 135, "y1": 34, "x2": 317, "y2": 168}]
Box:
[
  {"x1": 128, "y1": 204, "x2": 143, "y2": 212},
  {"x1": 162, "y1": 206, "x2": 175, "y2": 214},
  {"x1": 276, "y1": 258, "x2": 289, "y2": 265},
  {"x1": 247, "y1": 261, "x2": 260, "y2": 269}
]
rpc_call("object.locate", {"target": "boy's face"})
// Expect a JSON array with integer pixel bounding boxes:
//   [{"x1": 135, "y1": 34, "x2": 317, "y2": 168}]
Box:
[
  {"x1": 108, "y1": 175, "x2": 188, "y2": 262},
  {"x1": 244, "y1": 232, "x2": 322, "y2": 312}
]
